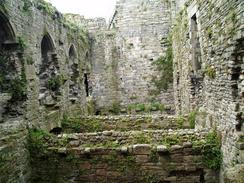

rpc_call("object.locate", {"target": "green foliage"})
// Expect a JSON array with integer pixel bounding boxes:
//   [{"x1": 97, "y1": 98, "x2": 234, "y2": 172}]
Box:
[
  {"x1": 136, "y1": 103, "x2": 145, "y2": 112},
  {"x1": 47, "y1": 75, "x2": 66, "y2": 91},
  {"x1": 204, "y1": 65, "x2": 216, "y2": 79},
  {"x1": 149, "y1": 149, "x2": 159, "y2": 163},
  {"x1": 9, "y1": 76, "x2": 27, "y2": 101},
  {"x1": 134, "y1": 133, "x2": 152, "y2": 144},
  {"x1": 201, "y1": 131, "x2": 222, "y2": 170},
  {"x1": 22, "y1": 0, "x2": 32, "y2": 12},
  {"x1": 17, "y1": 36, "x2": 27, "y2": 50},
  {"x1": 36, "y1": 0, "x2": 55, "y2": 15},
  {"x1": 188, "y1": 111, "x2": 197, "y2": 129},
  {"x1": 0, "y1": 51, "x2": 27, "y2": 102},
  {"x1": 28, "y1": 129, "x2": 52, "y2": 156},
  {"x1": 176, "y1": 115, "x2": 184, "y2": 128},
  {"x1": 108, "y1": 102, "x2": 121, "y2": 115},
  {"x1": 61, "y1": 115, "x2": 102, "y2": 133},
  {"x1": 152, "y1": 35, "x2": 173, "y2": 93},
  {"x1": 163, "y1": 135, "x2": 180, "y2": 147}
]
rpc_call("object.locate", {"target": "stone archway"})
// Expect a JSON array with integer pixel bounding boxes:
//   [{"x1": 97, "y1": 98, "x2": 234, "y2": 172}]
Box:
[
  {"x1": 0, "y1": 12, "x2": 26, "y2": 121},
  {"x1": 68, "y1": 44, "x2": 79, "y2": 103},
  {"x1": 39, "y1": 33, "x2": 61, "y2": 107}
]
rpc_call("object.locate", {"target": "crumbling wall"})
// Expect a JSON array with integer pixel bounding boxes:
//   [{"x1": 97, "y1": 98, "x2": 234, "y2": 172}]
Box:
[
  {"x1": 29, "y1": 129, "x2": 218, "y2": 183},
  {"x1": 0, "y1": 0, "x2": 90, "y2": 182},
  {"x1": 172, "y1": 0, "x2": 244, "y2": 181}
]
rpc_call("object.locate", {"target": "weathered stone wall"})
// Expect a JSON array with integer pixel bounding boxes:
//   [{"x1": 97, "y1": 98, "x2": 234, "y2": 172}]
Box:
[
  {"x1": 172, "y1": 0, "x2": 244, "y2": 181},
  {"x1": 0, "y1": 0, "x2": 90, "y2": 182},
  {"x1": 110, "y1": 0, "x2": 175, "y2": 107},
  {"x1": 30, "y1": 129, "x2": 218, "y2": 183}
]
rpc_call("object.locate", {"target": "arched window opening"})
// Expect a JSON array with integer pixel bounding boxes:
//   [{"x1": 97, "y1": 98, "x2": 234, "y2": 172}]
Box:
[
  {"x1": 230, "y1": 39, "x2": 244, "y2": 131},
  {"x1": 68, "y1": 45, "x2": 79, "y2": 102},
  {"x1": 190, "y1": 14, "x2": 201, "y2": 74},
  {"x1": 39, "y1": 33, "x2": 60, "y2": 107},
  {"x1": 0, "y1": 12, "x2": 25, "y2": 121}
]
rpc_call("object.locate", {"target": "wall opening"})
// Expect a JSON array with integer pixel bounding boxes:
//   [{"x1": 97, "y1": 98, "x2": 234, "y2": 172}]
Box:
[
  {"x1": 190, "y1": 14, "x2": 201, "y2": 74},
  {"x1": 0, "y1": 12, "x2": 26, "y2": 121},
  {"x1": 84, "y1": 73, "x2": 90, "y2": 97},
  {"x1": 68, "y1": 44, "x2": 79, "y2": 102},
  {"x1": 231, "y1": 39, "x2": 244, "y2": 131},
  {"x1": 39, "y1": 33, "x2": 60, "y2": 107}
]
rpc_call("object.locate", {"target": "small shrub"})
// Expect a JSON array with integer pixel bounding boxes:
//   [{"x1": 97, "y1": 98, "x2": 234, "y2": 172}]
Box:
[
  {"x1": 202, "y1": 131, "x2": 222, "y2": 170},
  {"x1": 134, "y1": 133, "x2": 151, "y2": 144},
  {"x1": 205, "y1": 65, "x2": 216, "y2": 79},
  {"x1": 188, "y1": 111, "x2": 197, "y2": 129},
  {"x1": 163, "y1": 135, "x2": 180, "y2": 146},
  {"x1": 47, "y1": 75, "x2": 65, "y2": 91},
  {"x1": 37, "y1": 0, "x2": 55, "y2": 15},
  {"x1": 9, "y1": 76, "x2": 27, "y2": 101},
  {"x1": 136, "y1": 103, "x2": 145, "y2": 112},
  {"x1": 176, "y1": 115, "x2": 184, "y2": 128}
]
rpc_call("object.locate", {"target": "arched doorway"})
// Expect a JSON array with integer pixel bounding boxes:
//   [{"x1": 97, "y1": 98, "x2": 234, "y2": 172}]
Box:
[
  {"x1": 68, "y1": 44, "x2": 79, "y2": 102},
  {"x1": 39, "y1": 33, "x2": 61, "y2": 107},
  {"x1": 0, "y1": 12, "x2": 26, "y2": 121}
]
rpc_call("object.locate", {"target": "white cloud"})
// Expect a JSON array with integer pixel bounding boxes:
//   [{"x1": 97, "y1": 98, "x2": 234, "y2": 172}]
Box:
[{"x1": 47, "y1": 0, "x2": 117, "y2": 21}]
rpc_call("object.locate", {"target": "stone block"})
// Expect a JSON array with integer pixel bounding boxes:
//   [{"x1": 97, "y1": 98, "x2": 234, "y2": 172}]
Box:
[{"x1": 133, "y1": 144, "x2": 152, "y2": 154}]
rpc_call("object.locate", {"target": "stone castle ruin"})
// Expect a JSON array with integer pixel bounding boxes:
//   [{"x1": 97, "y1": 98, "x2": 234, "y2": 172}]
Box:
[{"x1": 0, "y1": 0, "x2": 243, "y2": 182}]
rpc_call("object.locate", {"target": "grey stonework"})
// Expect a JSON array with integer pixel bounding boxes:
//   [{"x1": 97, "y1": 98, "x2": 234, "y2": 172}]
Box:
[
  {"x1": 172, "y1": 0, "x2": 244, "y2": 181},
  {"x1": 0, "y1": 0, "x2": 243, "y2": 182}
]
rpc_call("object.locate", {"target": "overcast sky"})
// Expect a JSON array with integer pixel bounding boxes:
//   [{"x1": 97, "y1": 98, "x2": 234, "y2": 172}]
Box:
[{"x1": 47, "y1": 0, "x2": 117, "y2": 21}]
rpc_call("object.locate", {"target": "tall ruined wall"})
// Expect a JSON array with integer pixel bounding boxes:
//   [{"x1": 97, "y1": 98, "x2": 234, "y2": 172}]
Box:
[
  {"x1": 110, "y1": 0, "x2": 174, "y2": 107},
  {"x1": 0, "y1": 0, "x2": 90, "y2": 182},
  {"x1": 172, "y1": 0, "x2": 244, "y2": 181}
]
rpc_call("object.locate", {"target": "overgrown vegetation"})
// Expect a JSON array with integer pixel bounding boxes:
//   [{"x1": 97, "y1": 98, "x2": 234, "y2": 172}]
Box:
[
  {"x1": 188, "y1": 110, "x2": 197, "y2": 129},
  {"x1": 0, "y1": 51, "x2": 27, "y2": 102},
  {"x1": 151, "y1": 34, "x2": 173, "y2": 94},
  {"x1": 36, "y1": 0, "x2": 56, "y2": 15},
  {"x1": 28, "y1": 129, "x2": 52, "y2": 157},
  {"x1": 201, "y1": 130, "x2": 222, "y2": 170},
  {"x1": 47, "y1": 75, "x2": 66, "y2": 91},
  {"x1": 176, "y1": 115, "x2": 185, "y2": 128},
  {"x1": 22, "y1": 0, "x2": 32, "y2": 13},
  {"x1": 204, "y1": 65, "x2": 216, "y2": 79},
  {"x1": 61, "y1": 115, "x2": 102, "y2": 133}
]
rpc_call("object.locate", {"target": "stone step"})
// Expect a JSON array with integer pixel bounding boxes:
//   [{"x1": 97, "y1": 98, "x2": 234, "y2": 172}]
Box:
[
  {"x1": 56, "y1": 129, "x2": 207, "y2": 149},
  {"x1": 29, "y1": 128, "x2": 218, "y2": 183},
  {"x1": 61, "y1": 114, "x2": 193, "y2": 133}
]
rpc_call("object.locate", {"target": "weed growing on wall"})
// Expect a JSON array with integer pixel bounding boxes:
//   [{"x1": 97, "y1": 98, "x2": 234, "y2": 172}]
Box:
[
  {"x1": 201, "y1": 130, "x2": 222, "y2": 170},
  {"x1": 151, "y1": 34, "x2": 173, "y2": 94}
]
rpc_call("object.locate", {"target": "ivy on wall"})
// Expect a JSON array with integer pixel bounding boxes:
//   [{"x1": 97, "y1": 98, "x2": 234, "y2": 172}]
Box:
[{"x1": 151, "y1": 35, "x2": 173, "y2": 94}]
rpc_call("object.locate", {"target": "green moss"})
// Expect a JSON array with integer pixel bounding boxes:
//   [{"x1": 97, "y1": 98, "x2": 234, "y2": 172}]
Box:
[
  {"x1": 61, "y1": 115, "x2": 102, "y2": 133},
  {"x1": 201, "y1": 130, "x2": 222, "y2": 170},
  {"x1": 204, "y1": 65, "x2": 216, "y2": 79}
]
